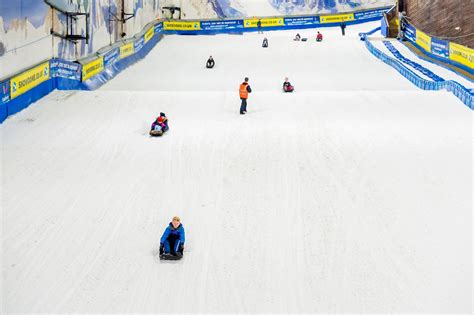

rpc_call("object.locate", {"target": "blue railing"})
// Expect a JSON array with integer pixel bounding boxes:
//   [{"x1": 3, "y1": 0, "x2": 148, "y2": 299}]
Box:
[{"x1": 360, "y1": 30, "x2": 473, "y2": 109}]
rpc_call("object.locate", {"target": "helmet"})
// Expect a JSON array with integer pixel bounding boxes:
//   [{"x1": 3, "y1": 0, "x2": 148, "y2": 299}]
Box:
[
  {"x1": 244, "y1": 77, "x2": 249, "y2": 82},
  {"x1": 160, "y1": 112, "x2": 165, "y2": 117}
]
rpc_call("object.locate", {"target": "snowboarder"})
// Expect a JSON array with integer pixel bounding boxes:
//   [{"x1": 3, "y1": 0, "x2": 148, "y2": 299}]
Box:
[
  {"x1": 159, "y1": 216, "x2": 185, "y2": 259},
  {"x1": 316, "y1": 31, "x2": 323, "y2": 42},
  {"x1": 149, "y1": 112, "x2": 169, "y2": 136},
  {"x1": 283, "y1": 77, "x2": 294, "y2": 93},
  {"x1": 340, "y1": 21, "x2": 346, "y2": 36},
  {"x1": 262, "y1": 37, "x2": 268, "y2": 48},
  {"x1": 239, "y1": 77, "x2": 252, "y2": 115},
  {"x1": 206, "y1": 56, "x2": 215, "y2": 69}
]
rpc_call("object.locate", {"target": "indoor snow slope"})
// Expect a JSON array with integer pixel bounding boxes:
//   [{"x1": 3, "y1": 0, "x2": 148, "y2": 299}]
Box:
[{"x1": 2, "y1": 22, "x2": 472, "y2": 313}]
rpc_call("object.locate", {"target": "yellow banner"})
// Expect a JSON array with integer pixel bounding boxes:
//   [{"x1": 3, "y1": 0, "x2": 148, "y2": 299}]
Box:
[
  {"x1": 120, "y1": 43, "x2": 135, "y2": 59},
  {"x1": 163, "y1": 21, "x2": 201, "y2": 31},
  {"x1": 11, "y1": 61, "x2": 50, "y2": 99},
  {"x1": 82, "y1": 57, "x2": 104, "y2": 81},
  {"x1": 416, "y1": 30, "x2": 431, "y2": 53},
  {"x1": 144, "y1": 27, "x2": 154, "y2": 43},
  {"x1": 320, "y1": 13, "x2": 354, "y2": 24},
  {"x1": 243, "y1": 18, "x2": 284, "y2": 28},
  {"x1": 449, "y1": 42, "x2": 474, "y2": 69}
]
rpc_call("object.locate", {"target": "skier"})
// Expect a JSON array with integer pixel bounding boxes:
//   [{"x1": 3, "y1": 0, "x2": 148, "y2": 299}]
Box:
[
  {"x1": 159, "y1": 216, "x2": 185, "y2": 259},
  {"x1": 316, "y1": 31, "x2": 323, "y2": 42},
  {"x1": 340, "y1": 20, "x2": 346, "y2": 36},
  {"x1": 206, "y1": 56, "x2": 215, "y2": 69},
  {"x1": 239, "y1": 77, "x2": 252, "y2": 115},
  {"x1": 262, "y1": 37, "x2": 268, "y2": 48},
  {"x1": 283, "y1": 77, "x2": 294, "y2": 93}
]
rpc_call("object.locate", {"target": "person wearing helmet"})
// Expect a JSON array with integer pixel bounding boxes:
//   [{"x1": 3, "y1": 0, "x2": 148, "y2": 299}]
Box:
[
  {"x1": 160, "y1": 216, "x2": 185, "y2": 258},
  {"x1": 239, "y1": 77, "x2": 252, "y2": 115},
  {"x1": 283, "y1": 77, "x2": 294, "y2": 92}
]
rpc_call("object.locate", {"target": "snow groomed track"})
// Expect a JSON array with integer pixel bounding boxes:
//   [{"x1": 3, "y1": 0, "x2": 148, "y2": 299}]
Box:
[{"x1": 2, "y1": 22, "x2": 471, "y2": 313}]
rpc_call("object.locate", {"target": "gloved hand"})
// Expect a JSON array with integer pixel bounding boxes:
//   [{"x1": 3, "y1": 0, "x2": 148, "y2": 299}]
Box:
[{"x1": 159, "y1": 243, "x2": 164, "y2": 255}]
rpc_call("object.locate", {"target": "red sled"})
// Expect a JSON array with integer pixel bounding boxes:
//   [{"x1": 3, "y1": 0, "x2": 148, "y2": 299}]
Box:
[{"x1": 283, "y1": 85, "x2": 294, "y2": 93}]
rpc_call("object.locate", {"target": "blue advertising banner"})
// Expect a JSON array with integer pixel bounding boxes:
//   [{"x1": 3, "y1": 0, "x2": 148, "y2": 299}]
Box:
[
  {"x1": 50, "y1": 59, "x2": 82, "y2": 80},
  {"x1": 104, "y1": 47, "x2": 120, "y2": 67},
  {"x1": 284, "y1": 16, "x2": 320, "y2": 26},
  {"x1": 134, "y1": 36, "x2": 145, "y2": 53},
  {"x1": 0, "y1": 80, "x2": 10, "y2": 106},
  {"x1": 200, "y1": 19, "x2": 243, "y2": 31},
  {"x1": 154, "y1": 23, "x2": 163, "y2": 33},
  {"x1": 403, "y1": 22, "x2": 416, "y2": 42},
  {"x1": 354, "y1": 8, "x2": 387, "y2": 20},
  {"x1": 431, "y1": 37, "x2": 449, "y2": 59}
]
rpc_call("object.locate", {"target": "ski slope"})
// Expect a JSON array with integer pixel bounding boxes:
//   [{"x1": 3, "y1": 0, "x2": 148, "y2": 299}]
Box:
[{"x1": 2, "y1": 22, "x2": 472, "y2": 313}]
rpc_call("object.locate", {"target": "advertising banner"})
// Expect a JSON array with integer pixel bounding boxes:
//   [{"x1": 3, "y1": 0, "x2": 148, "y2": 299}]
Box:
[
  {"x1": 243, "y1": 18, "x2": 284, "y2": 28},
  {"x1": 134, "y1": 37, "x2": 145, "y2": 53},
  {"x1": 430, "y1": 37, "x2": 449, "y2": 59},
  {"x1": 284, "y1": 16, "x2": 320, "y2": 26},
  {"x1": 416, "y1": 29, "x2": 431, "y2": 53},
  {"x1": 82, "y1": 57, "x2": 104, "y2": 81},
  {"x1": 11, "y1": 61, "x2": 50, "y2": 99},
  {"x1": 120, "y1": 42, "x2": 135, "y2": 59},
  {"x1": 354, "y1": 8, "x2": 387, "y2": 20},
  {"x1": 104, "y1": 48, "x2": 120, "y2": 67},
  {"x1": 51, "y1": 59, "x2": 81, "y2": 80},
  {"x1": 201, "y1": 20, "x2": 243, "y2": 31},
  {"x1": 403, "y1": 22, "x2": 416, "y2": 42},
  {"x1": 0, "y1": 80, "x2": 10, "y2": 105},
  {"x1": 164, "y1": 21, "x2": 201, "y2": 31},
  {"x1": 144, "y1": 27, "x2": 154, "y2": 44},
  {"x1": 320, "y1": 13, "x2": 354, "y2": 24},
  {"x1": 449, "y1": 43, "x2": 474, "y2": 69}
]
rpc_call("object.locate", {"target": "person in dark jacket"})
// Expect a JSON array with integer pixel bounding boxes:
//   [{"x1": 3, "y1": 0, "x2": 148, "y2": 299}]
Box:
[
  {"x1": 340, "y1": 20, "x2": 346, "y2": 36},
  {"x1": 160, "y1": 216, "x2": 185, "y2": 256},
  {"x1": 239, "y1": 77, "x2": 252, "y2": 115},
  {"x1": 262, "y1": 37, "x2": 268, "y2": 48},
  {"x1": 257, "y1": 19, "x2": 263, "y2": 34},
  {"x1": 283, "y1": 77, "x2": 294, "y2": 92},
  {"x1": 294, "y1": 33, "x2": 301, "y2": 41},
  {"x1": 206, "y1": 56, "x2": 215, "y2": 68}
]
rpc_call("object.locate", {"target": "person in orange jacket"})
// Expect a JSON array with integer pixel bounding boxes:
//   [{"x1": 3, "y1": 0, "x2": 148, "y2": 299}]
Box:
[{"x1": 239, "y1": 77, "x2": 252, "y2": 115}]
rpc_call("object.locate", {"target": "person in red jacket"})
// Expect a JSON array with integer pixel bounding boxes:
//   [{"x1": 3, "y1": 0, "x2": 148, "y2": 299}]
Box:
[
  {"x1": 239, "y1": 77, "x2": 252, "y2": 115},
  {"x1": 316, "y1": 31, "x2": 323, "y2": 42}
]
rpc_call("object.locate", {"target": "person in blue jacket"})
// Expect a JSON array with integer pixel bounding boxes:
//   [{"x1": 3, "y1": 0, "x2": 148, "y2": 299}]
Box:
[{"x1": 160, "y1": 216, "x2": 185, "y2": 256}]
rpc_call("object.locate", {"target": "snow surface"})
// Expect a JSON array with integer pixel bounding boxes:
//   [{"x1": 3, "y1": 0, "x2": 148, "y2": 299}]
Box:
[{"x1": 2, "y1": 22, "x2": 472, "y2": 313}]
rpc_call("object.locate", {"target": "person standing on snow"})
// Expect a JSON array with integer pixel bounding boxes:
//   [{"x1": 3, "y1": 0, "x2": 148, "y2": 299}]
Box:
[
  {"x1": 239, "y1": 77, "x2": 252, "y2": 115},
  {"x1": 160, "y1": 216, "x2": 185, "y2": 257}
]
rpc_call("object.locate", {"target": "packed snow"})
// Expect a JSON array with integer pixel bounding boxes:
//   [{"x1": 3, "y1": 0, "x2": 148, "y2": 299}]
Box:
[{"x1": 1, "y1": 22, "x2": 471, "y2": 313}]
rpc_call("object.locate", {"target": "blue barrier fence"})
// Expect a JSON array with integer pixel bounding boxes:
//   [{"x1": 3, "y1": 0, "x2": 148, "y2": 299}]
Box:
[
  {"x1": 360, "y1": 30, "x2": 473, "y2": 109},
  {"x1": 383, "y1": 41, "x2": 444, "y2": 82}
]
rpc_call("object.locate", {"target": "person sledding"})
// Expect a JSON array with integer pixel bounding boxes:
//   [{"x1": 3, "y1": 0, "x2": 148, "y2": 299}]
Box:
[
  {"x1": 316, "y1": 31, "x2": 323, "y2": 42},
  {"x1": 294, "y1": 33, "x2": 301, "y2": 41},
  {"x1": 206, "y1": 56, "x2": 215, "y2": 69},
  {"x1": 283, "y1": 77, "x2": 294, "y2": 93},
  {"x1": 149, "y1": 112, "x2": 169, "y2": 136},
  {"x1": 159, "y1": 216, "x2": 185, "y2": 260},
  {"x1": 262, "y1": 37, "x2": 268, "y2": 48}
]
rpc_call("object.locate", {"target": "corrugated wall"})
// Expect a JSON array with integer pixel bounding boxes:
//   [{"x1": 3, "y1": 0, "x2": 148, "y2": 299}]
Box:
[{"x1": 401, "y1": 0, "x2": 474, "y2": 48}]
